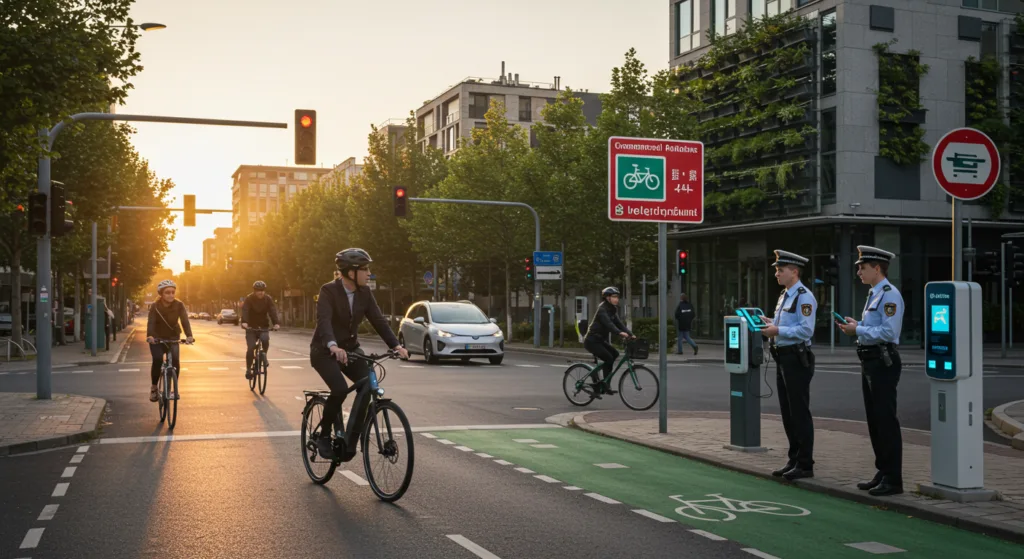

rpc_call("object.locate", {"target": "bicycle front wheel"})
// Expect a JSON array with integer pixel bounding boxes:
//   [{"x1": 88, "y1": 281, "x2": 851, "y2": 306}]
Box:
[
  {"x1": 361, "y1": 400, "x2": 414, "y2": 502},
  {"x1": 166, "y1": 370, "x2": 179, "y2": 430},
  {"x1": 619, "y1": 364, "x2": 659, "y2": 411},
  {"x1": 157, "y1": 372, "x2": 167, "y2": 423},
  {"x1": 301, "y1": 397, "x2": 337, "y2": 484},
  {"x1": 562, "y1": 364, "x2": 596, "y2": 406},
  {"x1": 257, "y1": 355, "x2": 268, "y2": 395},
  {"x1": 248, "y1": 352, "x2": 257, "y2": 392}
]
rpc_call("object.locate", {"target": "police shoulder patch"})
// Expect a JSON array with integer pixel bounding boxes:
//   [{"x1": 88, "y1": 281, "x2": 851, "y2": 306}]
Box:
[
  {"x1": 883, "y1": 285, "x2": 892, "y2": 292},
  {"x1": 797, "y1": 287, "x2": 807, "y2": 294},
  {"x1": 884, "y1": 302, "x2": 897, "y2": 317},
  {"x1": 801, "y1": 304, "x2": 812, "y2": 317}
]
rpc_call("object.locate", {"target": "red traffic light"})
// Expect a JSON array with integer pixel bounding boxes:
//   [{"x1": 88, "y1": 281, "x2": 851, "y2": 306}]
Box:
[
  {"x1": 679, "y1": 251, "x2": 687, "y2": 259},
  {"x1": 300, "y1": 114, "x2": 313, "y2": 128},
  {"x1": 16, "y1": 204, "x2": 24, "y2": 211},
  {"x1": 396, "y1": 188, "x2": 406, "y2": 198}
]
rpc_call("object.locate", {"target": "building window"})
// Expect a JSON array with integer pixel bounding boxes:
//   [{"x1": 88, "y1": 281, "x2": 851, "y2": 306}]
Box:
[
  {"x1": 248, "y1": 172, "x2": 257, "y2": 178},
  {"x1": 676, "y1": 1, "x2": 701, "y2": 54},
  {"x1": 257, "y1": 172, "x2": 266, "y2": 179},
  {"x1": 469, "y1": 93, "x2": 489, "y2": 119},
  {"x1": 269, "y1": 184, "x2": 278, "y2": 197},
  {"x1": 289, "y1": 184, "x2": 297, "y2": 195},
  {"x1": 961, "y1": 0, "x2": 998, "y2": 10},
  {"x1": 751, "y1": 0, "x2": 794, "y2": 20},
  {"x1": 293, "y1": 172, "x2": 308, "y2": 181},
  {"x1": 822, "y1": 10, "x2": 837, "y2": 96},
  {"x1": 821, "y1": 108, "x2": 837, "y2": 204},
  {"x1": 259, "y1": 183, "x2": 267, "y2": 195},
  {"x1": 258, "y1": 198, "x2": 267, "y2": 212},
  {"x1": 248, "y1": 184, "x2": 257, "y2": 195},
  {"x1": 519, "y1": 97, "x2": 532, "y2": 121},
  {"x1": 981, "y1": 22, "x2": 999, "y2": 58}
]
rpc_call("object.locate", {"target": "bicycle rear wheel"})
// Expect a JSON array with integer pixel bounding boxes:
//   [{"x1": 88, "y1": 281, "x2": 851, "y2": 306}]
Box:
[
  {"x1": 619, "y1": 364, "x2": 659, "y2": 411},
  {"x1": 166, "y1": 370, "x2": 179, "y2": 429},
  {"x1": 157, "y1": 372, "x2": 167, "y2": 423},
  {"x1": 562, "y1": 364, "x2": 596, "y2": 406},
  {"x1": 258, "y1": 353, "x2": 268, "y2": 395},
  {"x1": 248, "y1": 351, "x2": 258, "y2": 392},
  {"x1": 301, "y1": 397, "x2": 337, "y2": 484},
  {"x1": 361, "y1": 400, "x2": 414, "y2": 502}
]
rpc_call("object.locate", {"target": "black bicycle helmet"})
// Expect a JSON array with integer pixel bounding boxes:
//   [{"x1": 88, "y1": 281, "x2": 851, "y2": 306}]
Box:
[
  {"x1": 601, "y1": 286, "x2": 621, "y2": 298},
  {"x1": 335, "y1": 248, "x2": 373, "y2": 272},
  {"x1": 253, "y1": 280, "x2": 267, "y2": 291}
]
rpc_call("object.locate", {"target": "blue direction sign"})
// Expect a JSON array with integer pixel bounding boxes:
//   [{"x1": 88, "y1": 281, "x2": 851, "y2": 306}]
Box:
[
  {"x1": 423, "y1": 271, "x2": 434, "y2": 286},
  {"x1": 533, "y1": 251, "x2": 563, "y2": 266}
]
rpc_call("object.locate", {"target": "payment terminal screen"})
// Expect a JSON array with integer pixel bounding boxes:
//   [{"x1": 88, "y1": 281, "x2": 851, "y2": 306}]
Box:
[
  {"x1": 728, "y1": 326, "x2": 740, "y2": 349},
  {"x1": 931, "y1": 305, "x2": 950, "y2": 334}
]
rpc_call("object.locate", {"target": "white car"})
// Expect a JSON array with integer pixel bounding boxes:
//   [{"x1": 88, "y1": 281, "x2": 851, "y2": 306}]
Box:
[{"x1": 398, "y1": 301, "x2": 504, "y2": 365}]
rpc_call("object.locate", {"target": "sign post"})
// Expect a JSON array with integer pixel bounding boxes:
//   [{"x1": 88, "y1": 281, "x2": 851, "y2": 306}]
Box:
[
  {"x1": 533, "y1": 251, "x2": 563, "y2": 281},
  {"x1": 931, "y1": 128, "x2": 1001, "y2": 281},
  {"x1": 608, "y1": 136, "x2": 704, "y2": 434}
]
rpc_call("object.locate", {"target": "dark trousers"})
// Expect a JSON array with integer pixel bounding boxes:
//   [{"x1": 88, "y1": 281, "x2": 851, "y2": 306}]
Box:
[
  {"x1": 861, "y1": 352, "x2": 903, "y2": 483},
  {"x1": 584, "y1": 337, "x2": 618, "y2": 383},
  {"x1": 776, "y1": 350, "x2": 815, "y2": 468},
  {"x1": 149, "y1": 343, "x2": 180, "y2": 385},
  {"x1": 246, "y1": 329, "x2": 270, "y2": 371},
  {"x1": 309, "y1": 347, "x2": 371, "y2": 443}
]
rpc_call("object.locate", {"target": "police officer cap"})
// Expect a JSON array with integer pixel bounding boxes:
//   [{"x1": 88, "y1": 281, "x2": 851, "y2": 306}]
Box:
[
  {"x1": 855, "y1": 245, "x2": 895, "y2": 265},
  {"x1": 771, "y1": 250, "x2": 808, "y2": 268}
]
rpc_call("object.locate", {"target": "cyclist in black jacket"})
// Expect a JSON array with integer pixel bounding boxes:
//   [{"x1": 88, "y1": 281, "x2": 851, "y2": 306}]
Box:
[
  {"x1": 241, "y1": 280, "x2": 280, "y2": 379},
  {"x1": 584, "y1": 287, "x2": 634, "y2": 396},
  {"x1": 146, "y1": 280, "x2": 194, "y2": 402}
]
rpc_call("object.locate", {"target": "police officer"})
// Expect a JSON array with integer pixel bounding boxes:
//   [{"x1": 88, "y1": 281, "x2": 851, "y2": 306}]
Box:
[
  {"x1": 838, "y1": 246, "x2": 905, "y2": 497},
  {"x1": 762, "y1": 250, "x2": 817, "y2": 481}
]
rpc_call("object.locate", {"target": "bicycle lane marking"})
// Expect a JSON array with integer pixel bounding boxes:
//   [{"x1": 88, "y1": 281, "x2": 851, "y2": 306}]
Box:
[{"x1": 433, "y1": 428, "x2": 1024, "y2": 559}]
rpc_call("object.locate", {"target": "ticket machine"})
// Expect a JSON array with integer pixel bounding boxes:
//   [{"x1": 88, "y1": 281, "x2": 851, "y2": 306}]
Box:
[
  {"x1": 574, "y1": 296, "x2": 589, "y2": 343},
  {"x1": 723, "y1": 308, "x2": 767, "y2": 452}
]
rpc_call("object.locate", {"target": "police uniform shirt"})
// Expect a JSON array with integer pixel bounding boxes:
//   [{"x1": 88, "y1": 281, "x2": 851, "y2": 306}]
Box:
[
  {"x1": 772, "y1": 281, "x2": 817, "y2": 347},
  {"x1": 856, "y1": 277, "x2": 904, "y2": 345}
]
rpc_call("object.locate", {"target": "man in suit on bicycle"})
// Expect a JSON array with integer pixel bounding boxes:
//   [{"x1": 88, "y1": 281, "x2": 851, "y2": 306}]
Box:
[
  {"x1": 241, "y1": 280, "x2": 281, "y2": 380},
  {"x1": 310, "y1": 248, "x2": 409, "y2": 459}
]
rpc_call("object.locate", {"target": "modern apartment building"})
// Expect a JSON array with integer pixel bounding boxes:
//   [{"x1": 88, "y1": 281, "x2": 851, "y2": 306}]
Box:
[
  {"x1": 202, "y1": 227, "x2": 233, "y2": 270},
  {"x1": 666, "y1": 0, "x2": 1023, "y2": 343},
  {"x1": 319, "y1": 157, "x2": 365, "y2": 188},
  {"x1": 231, "y1": 165, "x2": 327, "y2": 235},
  {"x1": 415, "y1": 62, "x2": 603, "y2": 157}
]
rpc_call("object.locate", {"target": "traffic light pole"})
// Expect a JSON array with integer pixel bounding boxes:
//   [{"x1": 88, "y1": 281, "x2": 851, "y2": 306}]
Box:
[
  {"x1": 91, "y1": 222, "x2": 98, "y2": 358},
  {"x1": 410, "y1": 197, "x2": 542, "y2": 347},
  {"x1": 35, "y1": 112, "x2": 287, "y2": 399},
  {"x1": 1002, "y1": 241, "x2": 1007, "y2": 359}
]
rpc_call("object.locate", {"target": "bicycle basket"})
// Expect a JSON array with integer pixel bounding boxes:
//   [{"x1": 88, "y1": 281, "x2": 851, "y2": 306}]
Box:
[{"x1": 626, "y1": 338, "x2": 650, "y2": 360}]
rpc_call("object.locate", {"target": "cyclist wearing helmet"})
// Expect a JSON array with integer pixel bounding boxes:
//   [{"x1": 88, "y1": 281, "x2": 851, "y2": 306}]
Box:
[
  {"x1": 310, "y1": 248, "x2": 409, "y2": 459},
  {"x1": 146, "y1": 280, "x2": 194, "y2": 402},
  {"x1": 584, "y1": 287, "x2": 635, "y2": 396},
  {"x1": 241, "y1": 280, "x2": 281, "y2": 380}
]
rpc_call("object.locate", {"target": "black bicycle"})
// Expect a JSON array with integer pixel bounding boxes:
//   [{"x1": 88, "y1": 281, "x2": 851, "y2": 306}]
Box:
[
  {"x1": 153, "y1": 339, "x2": 192, "y2": 429},
  {"x1": 245, "y1": 327, "x2": 270, "y2": 395},
  {"x1": 300, "y1": 350, "x2": 414, "y2": 502}
]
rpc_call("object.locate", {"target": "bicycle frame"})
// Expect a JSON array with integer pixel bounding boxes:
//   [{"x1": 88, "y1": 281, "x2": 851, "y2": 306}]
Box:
[
  {"x1": 312, "y1": 351, "x2": 395, "y2": 460},
  {"x1": 579, "y1": 352, "x2": 637, "y2": 390}
]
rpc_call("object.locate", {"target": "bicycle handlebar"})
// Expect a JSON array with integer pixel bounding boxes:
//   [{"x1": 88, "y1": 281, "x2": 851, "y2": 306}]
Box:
[
  {"x1": 244, "y1": 327, "x2": 272, "y2": 332},
  {"x1": 348, "y1": 349, "x2": 400, "y2": 363},
  {"x1": 150, "y1": 339, "x2": 194, "y2": 345}
]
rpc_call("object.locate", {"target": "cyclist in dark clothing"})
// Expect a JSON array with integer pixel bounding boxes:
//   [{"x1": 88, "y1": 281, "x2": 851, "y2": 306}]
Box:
[
  {"x1": 241, "y1": 280, "x2": 281, "y2": 379},
  {"x1": 146, "y1": 280, "x2": 194, "y2": 402},
  {"x1": 584, "y1": 287, "x2": 634, "y2": 396}
]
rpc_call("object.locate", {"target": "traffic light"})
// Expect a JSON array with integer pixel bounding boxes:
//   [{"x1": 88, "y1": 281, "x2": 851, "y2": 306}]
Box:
[
  {"x1": 393, "y1": 186, "x2": 408, "y2": 218},
  {"x1": 183, "y1": 194, "x2": 196, "y2": 227},
  {"x1": 825, "y1": 255, "x2": 840, "y2": 287},
  {"x1": 185, "y1": 259, "x2": 191, "y2": 272},
  {"x1": 1009, "y1": 242, "x2": 1024, "y2": 289},
  {"x1": 976, "y1": 250, "x2": 1000, "y2": 278},
  {"x1": 49, "y1": 181, "x2": 74, "y2": 237},
  {"x1": 113, "y1": 260, "x2": 122, "y2": 275},
  {"x1": 294, "y1": 109, "x2": 317, "y2": 165},
  {"x1": 525, "y1": 256, "x2": 534, "y2": 281},
  {"x1": 226, "y1": 253, "x2": 234, "y2": 271},
  {"x1": 676, "y1": 250, "x2": 689, "y2": 276},
  {"x1": 28, "y1": 193, "x2": 47, "y2": 235},
  {"x1": 111, "y1": 277, "x2": 119, "y2": 287}
]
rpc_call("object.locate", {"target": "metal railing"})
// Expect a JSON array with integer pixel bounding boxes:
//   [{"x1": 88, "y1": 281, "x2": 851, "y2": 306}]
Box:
[{"x1": 1, "y1": 337, "x2": 36, "y2": 361}]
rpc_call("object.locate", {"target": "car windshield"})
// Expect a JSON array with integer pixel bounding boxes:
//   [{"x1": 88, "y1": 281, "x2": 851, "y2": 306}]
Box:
[
  {"x1": 221, "y1": 309, "x2": 234, "y2": 314},
  {"x1": 430, "y1": 303, "x2": 488, "y2": 324}
]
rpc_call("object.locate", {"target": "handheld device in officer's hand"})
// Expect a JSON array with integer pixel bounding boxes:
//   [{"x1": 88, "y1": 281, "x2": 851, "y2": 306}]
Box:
[
  {"x1": 831, "y1": 311, "x2": 846, "y2": 324},
  {"x1": 735, "y1": 308, "x2": 767, "y2": 331}
]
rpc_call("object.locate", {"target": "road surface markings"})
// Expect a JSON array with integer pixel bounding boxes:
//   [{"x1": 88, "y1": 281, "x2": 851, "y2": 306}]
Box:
[
  {"x1": 595, "y1": 463, "x2": 629, "y2": 469},
  {"x1": 515, "y1": 364, "x2": 540, "y2": 368},
  {"x1": 72, "y1": 370, "x2": 93, "y2": 374},
  {"x1": 442, "y1": 365, "x2": 459, "y2": 369},
  {"x1": 38, "y1": 504, "x2": 59, "y2": 521},
  {"x1": 742, "y1": 550, "x2": 781, "y2": 559},
  {"x1": 61, "y1": 467, "x2": 76, "y2": 478},
  {"x1": 845, "y1": 542, "x2": 906, "y2": 554},
  {"x1": 534, "y1": 475, "x2": 560, "y2": 483},
  {"x1": 494, "y1": 459, "x2": 513, "y2": 466},
  {"x1": 279, "y1": 349, "x2": 305, "y2": 356},
  {"x1": 632, "y1": 509, "x2": 676, "y2": 523},
  {"x1": 119, "y1": 368, "x2": 140, "y2": 372},
  {"x1": 0, "y1": 372, "x2": 7, "y2": 375},
  {"x1": 547, "y1": 364, "x2": 565, "y2": 368},
  {"x1": 341, "y1": 470, "x2": 369, "y2": 486},
  {"x1": 446, "y1": 535, "x2": 501, "y2": 559},
  {"x1": 585, "y1": 492, "x2": 620, "y2": 505},
  {"x1": 513, "y1": 438, "x2": 539, "y2": 444},
  {"x1": 77, "y1": 445, "x2": 89, "y2": 453},
  {"x1": 690, "y1": 529, "x2": 728, "y2": 541},
  {"x1": 20, "y1": 528, "x2": 44, "y2": 549},
  {"x1": 52, "y1": 483, "x2": 69, "y2": 497},
  {"x1": 563, "y1": 486, "x2": 583, "y2": 491},
  {"x1": 295, "y1": 396, "x2": 303, "y2": 401},
  {"x1": 421, "y1": 433, "x2": 438, "y2": 439},
  {"x1": 816, "y1": 369, "x2": 861, "y2": 375},
  {"x1": 531, "y1": 444, "x2": 558, "y2": 449},
  {"x1": 436, "y1": 439, "x2": 456, "y2": 445},
  {"x1": 514, "y1": 467, "x2": 535, "y2": 474},
  {"x1": 69, "y1": 454, "x2": 84, "y2": 464},
  {"x1": 454, "y1": 445, "x2": 474, "y2": 452},
  {"x1": 475, "y1": 452, "x2": 494, "y2": 458},
  {"x1": 281, "y1": 366, "x2": 301, "y2": 369},
  {"x1": 400, "y1": 365, "x2": 425, "y2": 369}
]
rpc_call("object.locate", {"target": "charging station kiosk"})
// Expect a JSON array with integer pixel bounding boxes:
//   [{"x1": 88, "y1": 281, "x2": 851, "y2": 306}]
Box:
[
  {"x1": 724, "y1": 308, "x2": 768, "y2": 452},
  {"x1": 574, "y1": 296, "x2": 589, "y2": 343},
  {"x1": 918, "y1": 281, "x2": 995, "y2": 502}
]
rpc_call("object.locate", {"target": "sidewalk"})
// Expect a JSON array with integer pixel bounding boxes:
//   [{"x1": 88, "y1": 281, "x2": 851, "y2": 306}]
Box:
[
  {"x1": 505, "y1": 341, "x2": 1024, "y2": 368},
  {"x1": 573, "y1": 410, "x2": 1024, "y2": 544},
  {"x1": 993, "y1": 400, "x2": 1024, "y2": 450},
  {"x1": 0, "y1": 392, "x2": 107, "y2": 456},
  {"x1": 0, "y1": 326, "x2": 135, "y2": 371}
]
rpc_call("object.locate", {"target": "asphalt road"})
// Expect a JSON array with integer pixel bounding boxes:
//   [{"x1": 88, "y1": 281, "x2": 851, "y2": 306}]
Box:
[{"x1": 1, "y1": 319, "x2": 1022, "y2": 558}]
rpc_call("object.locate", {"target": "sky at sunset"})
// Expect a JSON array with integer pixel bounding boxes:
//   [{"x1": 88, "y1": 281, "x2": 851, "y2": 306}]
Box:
[{"x1": 121, "y1": 0, "x2": 666, "y2": 274}]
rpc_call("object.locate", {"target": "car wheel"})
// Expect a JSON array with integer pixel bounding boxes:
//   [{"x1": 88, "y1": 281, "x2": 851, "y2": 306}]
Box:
[
  {"x1": 423, "y1": 339, "x2": 439, "y2": 364},
  {"x1": 398, "y1": 334, "x2": 409, "y2": 360},
  {"x1": 489, "y1": 355, "x2": 504, "y2": 365}
]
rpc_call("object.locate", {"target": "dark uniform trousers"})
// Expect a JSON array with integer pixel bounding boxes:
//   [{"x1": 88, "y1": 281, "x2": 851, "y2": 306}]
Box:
[
  {"x1": 861, "y1": 349, "x2": 903, "y2": 483},
  {"x1": 776, "y1": 348, "x2": 815, "y2": 468}
]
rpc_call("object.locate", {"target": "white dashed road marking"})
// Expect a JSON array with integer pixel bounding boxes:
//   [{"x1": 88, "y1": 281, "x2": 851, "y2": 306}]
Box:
[
  {"x1": 475, "y1": 452, "x2": 493, "y2": 458},
  {"x1": 72, "y1": 370, "x2": 93, "y2": 374},
  {"x1": 38, "y1": 504, "x2": 59, "y2": 521},
  {"x1": 515, "y1": 364, "x2": 540, "y2": 368},
  {"x1": 513, "y1": 439, "x2": 539, "y2": 444},
  {"x1": 845, "y1": 542, "x2": 907, "y2": 554},
  {"x1": 514, "y1": 467, "x2": 535, "y2": 474},
  {"x1": 69, "y1": 454, "x2": 84, "y2": 464},
  {"x1": 77, "y1": 445, "x2": 89, "y2": 453},
  {"x1": 447, "y1": 535, "x2": 502, "y2": 559},
  {"x1": 494, "y1": 459, "x2": 513, "y2": 466},
  {"x1": 742, "y1": 549, "x2": 781, "y2": 559},
  {"x1": 531, "y1": 444, "x2": 558, "y2": 449},
  {"x1": 534, "y1": 475, "x2": 560, "y2": 483},
  {"x1": 61, "y1": 467, "x2": 76, "y2": 478},
  {"x1": 632, "y1": 509, "x2": 676, "y2": 523},
  {"x1": 282, "y1": 366, "x2": 301, "y2": 369},
  {"x1": 690, "y1": 529, "x2": 728, "y2": 541},
  {"x1": 341, "y1": 470, "x2": 369, "y2": 486},
  {"x1": 420, "y1": 433, "x2": 438, "y2": 439},
  {"x1": 119, "y1": 368, "x2": 140, "y2": 372},
  {"x1": 436, "y1": 439, "x2": 455, "y2": 445},
  {"x1": 585, "y1": 492, "x2": 620, "y2": 504},
  {"x1": 595, "y1": 463, "x2": 629, "y2": 469},
  {"x1": 563, "y1": 486, "x2": 583, "y2": 491},
  {"x1": 454, "y1": 446, "x2": 474, "y2": 452},
  {"x1": 20, "y1": 528, "x2": 44, "y2": 549},
  {"x1": 52, "y1": 483, "x2": 69, "y2": 497}
]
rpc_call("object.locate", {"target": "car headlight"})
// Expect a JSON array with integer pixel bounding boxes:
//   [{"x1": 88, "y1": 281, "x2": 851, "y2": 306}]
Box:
[
  {"x1": 492, "y1": 330, "x2": 504, "y2": 337},
  {"x1": 436, "y1": 330, "x2": 453, "y2": 338}
]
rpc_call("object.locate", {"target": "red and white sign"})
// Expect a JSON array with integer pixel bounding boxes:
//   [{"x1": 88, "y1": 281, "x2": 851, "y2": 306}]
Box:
[
  {"x1": 931, "y1": 127, "x2": 1001, "y2": 201},
  {"x1": 608, "y1": 136, "x2": 704, "y2": 223}
]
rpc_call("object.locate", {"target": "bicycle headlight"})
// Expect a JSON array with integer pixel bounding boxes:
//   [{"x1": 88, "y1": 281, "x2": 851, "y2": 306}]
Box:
[{"x1": 376, "y1": 387, "x2": 385, "y2": 397}]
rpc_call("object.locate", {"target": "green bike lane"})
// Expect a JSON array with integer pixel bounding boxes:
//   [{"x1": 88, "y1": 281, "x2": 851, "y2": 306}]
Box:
[{"x1": 430, "y1": 427, "x2": 1023, "y2": 559}]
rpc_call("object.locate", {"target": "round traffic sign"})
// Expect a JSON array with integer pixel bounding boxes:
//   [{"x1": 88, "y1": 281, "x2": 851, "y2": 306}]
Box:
[{"x1": 931, "y1": 127, "x2": 1001, "y2": 200}]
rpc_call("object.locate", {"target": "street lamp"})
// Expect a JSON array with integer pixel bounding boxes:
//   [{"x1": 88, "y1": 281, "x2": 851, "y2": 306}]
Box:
[{"x1": 110, "y1": 22, "x2": 168, "y2": 31}]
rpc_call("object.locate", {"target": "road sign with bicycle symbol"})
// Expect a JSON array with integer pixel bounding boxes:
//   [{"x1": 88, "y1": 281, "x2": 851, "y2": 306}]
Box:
[
  {"x1": 616, "y1": 155, "x2": 666, "y2": 201},
  {"x1": 608, "y1": 136, "x2": 704, "y2": 224},
  {"x1": 669, "y1": 493, "x2": 811, "y2": 522}
]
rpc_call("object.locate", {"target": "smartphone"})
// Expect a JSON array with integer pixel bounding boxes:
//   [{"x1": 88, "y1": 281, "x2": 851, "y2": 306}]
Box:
[{"x1": 831, "y1": 311, "x2": 847, "y2": 324}]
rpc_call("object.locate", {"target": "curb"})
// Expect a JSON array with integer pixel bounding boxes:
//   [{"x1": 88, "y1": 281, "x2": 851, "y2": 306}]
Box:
[
  {"x1": 0, "y1": 397, "x2": 107, "y2": 458},
  {"x1": 991, "y1": 400, "x2": 1024, "y2": 451},
  {"x1": 570, "y1": 411, "x2": 1024, "y2": 546},
  {"x1": 110, "y1": 327, "x2": 136, "y2": 364}
]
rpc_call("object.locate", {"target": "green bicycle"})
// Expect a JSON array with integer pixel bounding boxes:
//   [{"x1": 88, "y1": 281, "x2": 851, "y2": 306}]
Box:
[{"x1": 562, "y1": 338, "x2": 659, "y2": 411}]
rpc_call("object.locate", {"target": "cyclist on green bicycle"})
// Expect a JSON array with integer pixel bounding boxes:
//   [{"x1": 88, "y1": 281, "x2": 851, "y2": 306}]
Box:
[
  {"x1": 309, "y1": 248, "x2": 409, "y2": 459},
  {"x1": 584, "y1": 287, "x2": 635, "y2": 396},
  {"x1": 241, "y1": 280, "x2": 280, "y2": 380},
  {"x1": 146, "y1": 280, "x2": 194, "y2": 402}
]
